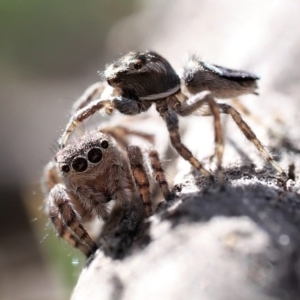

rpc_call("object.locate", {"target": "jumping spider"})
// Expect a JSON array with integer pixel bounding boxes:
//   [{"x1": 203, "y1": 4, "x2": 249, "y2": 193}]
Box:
[
  {"x1": 42, "y1": 126, "x2": 171, "y2": 256},
  {"x1": 59, "y1": 51, "x2": 286, "y2": 183}
]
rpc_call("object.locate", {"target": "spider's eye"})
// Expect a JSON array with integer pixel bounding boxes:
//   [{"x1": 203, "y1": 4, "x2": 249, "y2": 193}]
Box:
[
  {"x1": 61, "y1": 164, "x2": 70, "y2": 173},
  {"x1": 133, "y1": 62, "x2": 142, "y2": 70},
  {"x1": 87, "y1": 148, "x2": 103, "y2": 163},
  {"x1": 72, "y1": 157, "x2": 88, "y2": 172},
  {"x1": 101, "y1": 140, "x2": 109, "y2": 149}
]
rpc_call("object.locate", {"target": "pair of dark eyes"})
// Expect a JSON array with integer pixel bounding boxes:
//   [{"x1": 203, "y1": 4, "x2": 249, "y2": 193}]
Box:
[{"x1": 61, "y1": 140, "x2": 109, "y2": 173}]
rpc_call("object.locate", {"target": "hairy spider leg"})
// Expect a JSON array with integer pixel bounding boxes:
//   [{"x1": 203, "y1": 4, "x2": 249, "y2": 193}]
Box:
[
  {"x1": 231, "y1": 98, "x2": 265, "y2": 127},
  {"x1": 218, "y1": 103, "x2": 286, "y2": 176},
  {"x1": 72, "y1": 81, "x2": 107, "y2": 112},
  {"x1": 148, "y1": 149, "x2": 172, "y2": 201},
  {"x1": 101, "y1": 126, "x2": 154, "y2": 149},
  {"x1": 170, "y1": 93, "x2": 224, "y2": 185},
  {"x1": 156, "y1": 99, "x2": 215, "y2": 182},
  {"x1": 43, "y1": 163, "x2": 97, "y2": 256},
  {"x1": 127, "y1": 146, "x2": 153, "y2": 217},
  {"x1": 59, "y1": 99, "x2": 114, "y2": 148}
]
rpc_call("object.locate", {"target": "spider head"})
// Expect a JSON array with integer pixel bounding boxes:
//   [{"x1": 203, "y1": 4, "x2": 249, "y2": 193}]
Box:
[
  {"x1": 104, "y1": 51, "x2": 180, "y2": 98},
  {"x1": 56, "y1": 131, "x2": 111, "y2": 179}
]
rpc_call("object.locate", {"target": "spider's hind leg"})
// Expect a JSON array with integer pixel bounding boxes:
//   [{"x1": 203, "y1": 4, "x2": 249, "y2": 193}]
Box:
[
  {"x1": 231, "y1": 98, "x2": 264, "y2": 128},
  {"x1": 163, "y1": 94, "x2": 224, "y2": 184},
  {"x1": 218, "y1": 103, "x2": 286, "y2": 176}
]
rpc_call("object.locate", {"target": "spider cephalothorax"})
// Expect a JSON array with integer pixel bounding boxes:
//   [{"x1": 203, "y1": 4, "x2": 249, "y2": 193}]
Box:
[
  {"x1": 105, "y1": 51, "x2": 180, "y2": 100},
  {"x1": 59, "y1": 51, "x2": 286, "y2": 184}
]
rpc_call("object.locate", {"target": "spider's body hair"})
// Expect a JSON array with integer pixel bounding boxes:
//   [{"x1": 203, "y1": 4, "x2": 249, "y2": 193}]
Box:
[
  {"x1": 56, "y1": 130, "x2": 135, "y2": 221},
  {"x1": 105, "y1": 51, "x2": 181, "y2": 101},
  {"x1": 182, "y1": 53, "x2": 259, "y2": 98}
]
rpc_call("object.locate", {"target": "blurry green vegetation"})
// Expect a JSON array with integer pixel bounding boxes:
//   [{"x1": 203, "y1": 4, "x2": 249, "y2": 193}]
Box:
[
  {"x1": 10, "y1": 2, "x2": 138, "y2": 298},
  {"x1": 0, "y1": 0, "x2": 137, "y2": 77},
  {"x1": 43, "y1": 228, "x2": 86, "y2": 297},
  {"x1": 25, "y1": 185, "x2": 87, "y2": 298}
]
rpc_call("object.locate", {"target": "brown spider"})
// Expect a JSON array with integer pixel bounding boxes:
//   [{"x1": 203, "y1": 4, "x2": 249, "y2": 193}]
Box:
[
  {"x1": 42, "y1": 126, "x2": 171, "y2": 256},
  {"x1": 59, "y1": 51, "x2": 286, "y2": 183}
]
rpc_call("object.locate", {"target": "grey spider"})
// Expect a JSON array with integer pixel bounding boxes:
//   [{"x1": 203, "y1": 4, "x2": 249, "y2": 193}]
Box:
[
  {"x1": 42, "y1": 126, "x2": 171, "y2": 256},
  {"x1": 59, "y1": 51, "x2": 286, "y2": 183}
]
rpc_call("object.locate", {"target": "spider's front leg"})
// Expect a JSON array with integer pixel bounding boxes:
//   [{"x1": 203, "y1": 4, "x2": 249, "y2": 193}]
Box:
[
  {"x1": 59, "y1": 98, "x2": 114, "y2": 148},
  {"x1": 59, "y1": 96, "x2": 153, "y2": 148},
  {"x1": 44, "y1": 163, "x2": 98, "y2": 256},
  {"x1": 156, "y1": 99, "x2": 214, "y2": 182},
  {"x1": 46, "y1": 183, "x2": 98, "y2": 256},
  {"x1": 43, "y1": 162, "x2": 96, "y2": 256}
]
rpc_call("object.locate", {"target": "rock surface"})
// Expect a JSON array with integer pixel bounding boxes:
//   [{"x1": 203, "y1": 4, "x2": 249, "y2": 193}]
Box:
[{"x1": 72, "y1": 167, "x2": 300, "y2": 300}]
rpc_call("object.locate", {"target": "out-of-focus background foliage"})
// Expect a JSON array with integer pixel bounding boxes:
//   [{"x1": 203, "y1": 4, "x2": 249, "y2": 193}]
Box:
[
  {"x1": 0, "y1": 1, "x2": 138, "y2": 299},
  {"x1": 1, "y1": 0, "x2": 300, "y2": 299}
]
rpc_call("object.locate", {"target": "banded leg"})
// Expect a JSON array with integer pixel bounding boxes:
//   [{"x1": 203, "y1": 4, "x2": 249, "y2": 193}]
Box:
[
  {"x1": 206, "y1": 96, "x2": 223, "y2": 184},
  {"x1": 60, "y1": 96, "x2": 153, "y2": 148},
  {"x1": 43, "y1": 163, "x2": 97, "y2": 256},
  {"x1": 59, "y1": 99, "x2": 114, "y2": 148},
  {"x1": 47, "y1": 184, "x2": 98, "y2": 256},
  {"x1": 169, "y1": 93, "x2": 224, "y2": 184},
  {"x1": 156, "y1": 99, "x2": 214, "y2": 181},
  {"x1": 127, "y1": 146, "x2": 153, "y2": 217},
  {"x1": 219, "y1": 103, "x2": 286, "y2": 176},
  {"x1": 72, "y1": 81, "x2": 107, "y2": 112},
  {"x1": 231, "y1": 98, "x2": 264, "y2": 127},
  {"x1": 49, "y1": 209, "x2": 92, "y2": 256},
  {"x1": 149, "y1": 149, "x2": 172, "y2": 201},
  {"x1": 101, "y1": 126, "x2": 154, "y2": 149}
]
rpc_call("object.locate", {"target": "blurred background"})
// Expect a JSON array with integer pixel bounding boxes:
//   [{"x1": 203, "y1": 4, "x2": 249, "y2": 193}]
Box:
[{"x1": 1, "y1": 0, "x2": 300, "y2": 299}]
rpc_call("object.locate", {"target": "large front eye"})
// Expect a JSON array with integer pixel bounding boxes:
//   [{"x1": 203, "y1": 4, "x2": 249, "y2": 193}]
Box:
[
  {"x1": 87, "y1": 148, "x2": 103, "y2": 163},
  {"x1": 72, "y1": 157, "x2": 88, "y2": 172}
]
